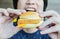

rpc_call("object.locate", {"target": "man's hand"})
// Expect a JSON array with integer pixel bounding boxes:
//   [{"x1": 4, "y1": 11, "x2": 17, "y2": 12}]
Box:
[
  {"x1": 0, "y1": 8, "x2": 26, "y2": 26},
  {"x1": 39, "y1": 10, "x2": 60, "y2": 34},
  {"x1": 7, "y1": 8, "x2": 26, "y2": 20},
  {"x1": 0, "y1": 8, "x2": 25, "y2": 38}
]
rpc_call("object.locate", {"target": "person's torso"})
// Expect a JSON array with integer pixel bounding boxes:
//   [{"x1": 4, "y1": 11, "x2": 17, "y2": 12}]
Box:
[{"x1": 9, "y1": 30, "x2": 51, "y2": 39}]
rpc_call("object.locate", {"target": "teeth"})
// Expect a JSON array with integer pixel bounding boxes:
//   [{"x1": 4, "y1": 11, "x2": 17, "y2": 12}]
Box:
[{"x1": 26, "y1": 8, "x2": 34, "y2": 11}]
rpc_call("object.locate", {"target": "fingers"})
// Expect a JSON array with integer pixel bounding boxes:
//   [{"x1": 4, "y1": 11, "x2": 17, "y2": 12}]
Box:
[
  {"x1": 0, "y1": 8, "x2": 26, "y2": 16},
  {"x1": 39, "y1": 17, "x2": 55, "y2": 29},
  {"x1": 40, "y1": 10, "x2": 60, "y2": 17},
  {"x1": 7, "y1": 8, "x2": 20, "y2": 15},
  {"x1": 40, "y1": 24, "x2": 60, "y2": 34},
  {"x1": 7, "y1": 8, "x2": 26, "y2": 15},
  {"x1": 0, "y1": 8, "x2": 9, "y2": 16}
]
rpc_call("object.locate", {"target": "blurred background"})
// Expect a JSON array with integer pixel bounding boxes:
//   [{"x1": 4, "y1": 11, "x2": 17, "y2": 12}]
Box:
[
  {"x1": 0, "y1": 0, "x2": 60, "y2": 39},
  {"x1": 47, "y1": 0, "x2": 60, "y2": 13},
  {"x1": 0, "y1": 0, "x2": 60, "y2": 13},
  {"x1": 0, "y1": 0, "x2": 13, "y2": 8}
]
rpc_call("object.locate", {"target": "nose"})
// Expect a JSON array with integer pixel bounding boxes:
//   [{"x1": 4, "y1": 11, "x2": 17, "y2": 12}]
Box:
[
  {"x1": 26, "y1": 3, "x2": 35, "y2": 5},
  {"x1": 26, "y1": 0, "x2": 36, "y2": 5}
]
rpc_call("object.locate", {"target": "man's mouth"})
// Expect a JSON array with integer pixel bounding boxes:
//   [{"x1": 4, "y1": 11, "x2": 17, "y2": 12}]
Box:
[{"x1": 25, "y1": 7, "x2": 36, "y2": 12}]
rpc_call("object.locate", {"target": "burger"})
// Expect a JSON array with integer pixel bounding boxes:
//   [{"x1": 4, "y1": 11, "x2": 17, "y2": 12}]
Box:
[{"x1": 17, "y1": 11, "x2": 44, "y2": 28}]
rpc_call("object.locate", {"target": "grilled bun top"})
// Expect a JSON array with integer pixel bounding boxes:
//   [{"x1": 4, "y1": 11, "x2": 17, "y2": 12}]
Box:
[{"x1": 20, "y1": 12, "x2": 40, "y2": 19}]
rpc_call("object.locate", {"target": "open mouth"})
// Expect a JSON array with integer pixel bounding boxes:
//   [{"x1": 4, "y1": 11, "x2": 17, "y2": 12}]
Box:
[{"x1": 25, "y1": 7, "x2": 36, "y2": 12}]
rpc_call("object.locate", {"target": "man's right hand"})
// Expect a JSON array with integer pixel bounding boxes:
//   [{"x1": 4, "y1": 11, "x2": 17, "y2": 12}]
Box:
[
  {"x1": 0, "y1": 8, "x2": 26, "y2": 23},
  {"x1": 0, "y1": 8, "x2": 26, "y2": 38}
]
